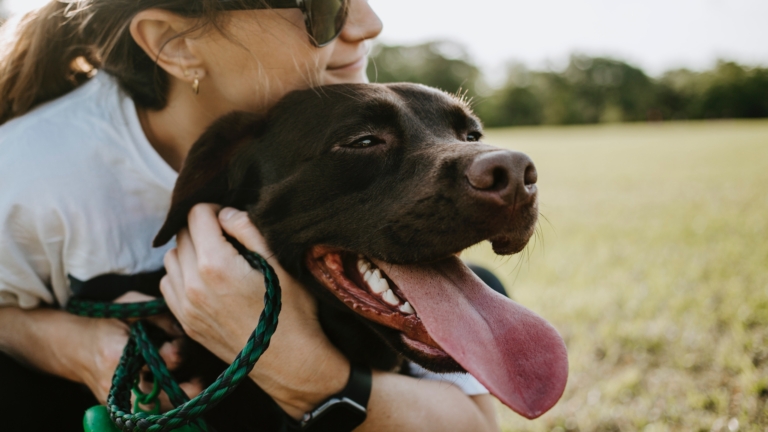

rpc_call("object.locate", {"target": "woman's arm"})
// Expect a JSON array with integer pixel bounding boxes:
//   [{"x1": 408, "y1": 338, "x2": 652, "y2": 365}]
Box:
[
  {"x1": 359, "y1": 372, "x2": 499, "y2": 432},
  {"x1": 0, "y1": 306, "x2": 129, "y2": 403},
  {"x1": 162, "y1": 205, "x2": 500, "y2": 431},
  {"x1": 0, "y1": 300, "x2": 201, "y2": 408}
]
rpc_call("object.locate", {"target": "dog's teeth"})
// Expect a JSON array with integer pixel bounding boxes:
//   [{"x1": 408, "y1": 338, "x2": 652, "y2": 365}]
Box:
[
  {"x1": 399, "y1": 302, "x2": 415, "y2": 315},
  {"x1": 368, "y1": 269, "x2": 382, "y2": 282},
  {"x1": 383, "y1": 289, "x2": 400, "y2": 306},
  {"x1": 371, "y1": 277, "x2": 389, "y2": 294},
  {"x1": 363, "y1": 269, "x2": 373, "y2": 281},
  {"x1": 357, "y1": 259, "x2": 370, "y2": 273}
]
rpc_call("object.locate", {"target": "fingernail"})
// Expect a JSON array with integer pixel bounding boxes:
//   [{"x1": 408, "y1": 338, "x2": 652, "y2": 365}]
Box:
[{"x1": 220, "y1": 208, "x2": 237, "y2": 221}]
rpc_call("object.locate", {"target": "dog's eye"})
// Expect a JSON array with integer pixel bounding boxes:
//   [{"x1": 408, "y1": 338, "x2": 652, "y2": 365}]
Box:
[
  {"x1": 466, "y1": 132, "x2": 483, "y2": 142},
  {"x1": 345, "y1": 135, "x2": 385, "y2": 149}
]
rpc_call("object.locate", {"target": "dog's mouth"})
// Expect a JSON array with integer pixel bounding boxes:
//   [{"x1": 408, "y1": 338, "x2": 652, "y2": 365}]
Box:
[
  {"x1": 306, "y1": 245, "x2": 569, "y2": 419},
  {"x1": 306, "y1": 247, "x2": 453, "y2": 363}
]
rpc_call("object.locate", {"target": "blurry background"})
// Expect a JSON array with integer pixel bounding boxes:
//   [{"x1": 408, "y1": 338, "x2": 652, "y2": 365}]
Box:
[
  {"x1": 369, "y1": 0, "x2": 768, "y2": 128},
  {"x1": 4, "y1": 0, "x2": 767, "y2": 126},
  {"x1": 3, "y1": 1, "x2": 767, "y2": 431}
]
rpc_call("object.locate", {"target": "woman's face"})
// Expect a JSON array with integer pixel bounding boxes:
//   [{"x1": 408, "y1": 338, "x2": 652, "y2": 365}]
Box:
[{"x1": 199, "y1": 0, "x2": 383, "y2": 114}]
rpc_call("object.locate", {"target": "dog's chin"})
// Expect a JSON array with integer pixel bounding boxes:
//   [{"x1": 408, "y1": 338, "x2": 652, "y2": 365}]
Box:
[
  {"x1": 489, "y1": 233, "x2": 532, "y2": 255},
  {"x1": 399, "y1": 335, "x2": 465, "y2": 373},
  {"x1": 488, "y1": 207, "x2": 539, "y2": 255}
]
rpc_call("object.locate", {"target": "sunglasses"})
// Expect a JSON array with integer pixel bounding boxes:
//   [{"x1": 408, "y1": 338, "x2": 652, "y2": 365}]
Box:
[{"x1": 216, "y1": 0, "x2": 350, "y2": 47}]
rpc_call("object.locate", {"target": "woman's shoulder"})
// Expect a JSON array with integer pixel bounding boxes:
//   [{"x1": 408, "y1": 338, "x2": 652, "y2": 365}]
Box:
[
  {"x1": 0, "y1": 73, "x2": 161, "y2": 190},
  {"x1": 0, "y1": 73, "x2": 121, "y2": 147}
]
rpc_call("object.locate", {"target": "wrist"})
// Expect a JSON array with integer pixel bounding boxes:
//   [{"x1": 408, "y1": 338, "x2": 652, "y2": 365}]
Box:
[
  {"x1": 0, "y1": 306, "x2": 22, "y2": 352},
  {"x1": 46, "y1": 313, "x2": 109, "y2": 384},
  {"x1": 297, "y1": 363, "x2": 372, "y2": 431},
  {"x1": 249, "y1": 337, "x2": 350, "y2": 419}
]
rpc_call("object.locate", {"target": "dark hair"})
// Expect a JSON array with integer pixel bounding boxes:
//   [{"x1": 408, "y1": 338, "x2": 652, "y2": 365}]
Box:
[{"x1": 0, "y1": 0, "x2": 243, "y2": 125}]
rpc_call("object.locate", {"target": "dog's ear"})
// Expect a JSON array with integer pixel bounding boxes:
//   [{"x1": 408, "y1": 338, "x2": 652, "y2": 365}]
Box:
[{"x1": 154, "y1": 112, "x2": 263, "y2": 247}]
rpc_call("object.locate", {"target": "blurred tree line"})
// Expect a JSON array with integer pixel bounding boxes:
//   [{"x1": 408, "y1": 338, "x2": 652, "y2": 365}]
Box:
[{"x1": 367, "y1": 42, "x2": 768, "y2": 127}]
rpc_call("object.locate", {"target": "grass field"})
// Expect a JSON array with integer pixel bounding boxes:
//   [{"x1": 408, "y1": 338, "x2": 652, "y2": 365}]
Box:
[{"x1": 462, "y1": 120, "x2": 768, "y2": 432}]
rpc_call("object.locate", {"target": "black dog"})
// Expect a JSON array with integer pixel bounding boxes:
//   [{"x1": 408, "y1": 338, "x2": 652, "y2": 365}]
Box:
[{"x1": 155, "y1": 83, "x2": 568, "y2": 427}]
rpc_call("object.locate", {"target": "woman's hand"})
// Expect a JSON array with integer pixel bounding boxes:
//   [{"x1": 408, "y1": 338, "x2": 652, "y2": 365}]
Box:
[
  {"x1": 77, "y1": 292, "x2": 203, "y2": 410},
  {"x1": 161, "y1": 204, "x2": 349, "y2": 418},
  {"x1": 74, "y1": 315, "x2": 130, "y2": 404}
]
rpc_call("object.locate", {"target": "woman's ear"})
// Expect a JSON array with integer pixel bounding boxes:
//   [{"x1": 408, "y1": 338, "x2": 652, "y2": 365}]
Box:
[{"x1": 129, "y1": 9, "x2": 206, "y2": 82}]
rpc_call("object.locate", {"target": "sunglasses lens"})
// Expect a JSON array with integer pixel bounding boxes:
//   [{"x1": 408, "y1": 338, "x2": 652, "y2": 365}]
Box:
[{"x1": 307, "y1": 0, "x2": 347, "y2": 46}]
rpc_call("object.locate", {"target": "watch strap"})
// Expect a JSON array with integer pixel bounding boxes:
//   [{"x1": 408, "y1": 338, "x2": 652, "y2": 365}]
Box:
[
  {"x1": 338, "y1": 363, "x2": 372, "y2": 408},
  {"x1": 285, "y1": 363, "x2": 371, "y2": 431}
]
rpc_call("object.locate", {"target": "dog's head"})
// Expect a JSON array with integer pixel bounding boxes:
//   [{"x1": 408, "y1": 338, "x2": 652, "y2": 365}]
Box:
[{"x1": 155, "y1": 83, "x2": 567, "y2": 419}]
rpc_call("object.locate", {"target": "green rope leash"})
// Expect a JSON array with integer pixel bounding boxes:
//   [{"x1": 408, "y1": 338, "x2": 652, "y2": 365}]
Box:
[
  {"x1": 68, "y1": 299, "x2": 169, "y2": 319},
  {"x1": 68, "y1": 240, "x2": 282, "y2": 432}
]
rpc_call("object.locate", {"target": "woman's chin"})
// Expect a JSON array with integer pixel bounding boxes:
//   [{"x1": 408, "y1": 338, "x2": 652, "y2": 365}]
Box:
[{"x1": 323, "y1": 66, "x2": 369, "y2": 85}]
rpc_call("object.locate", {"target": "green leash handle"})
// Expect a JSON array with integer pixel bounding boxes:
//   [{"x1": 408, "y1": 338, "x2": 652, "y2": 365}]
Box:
[
  {"x1": 72, "y1": 241, "x2": 282, "y2": 432},
  {"x1": 83, "y1": 406, "x2": 200, "y2": 432}
]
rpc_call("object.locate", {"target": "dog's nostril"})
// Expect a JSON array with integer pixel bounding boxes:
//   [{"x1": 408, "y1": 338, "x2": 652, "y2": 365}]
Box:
[
  {"x1": 490, "y1": 167, "x2": 510, "y2": 191},
  {"x1": 466, "y1": 151, "x2": 517, "y2": 192},
  {"x1": 524, "y1": 164, "x2": 538, "y2": 186}
]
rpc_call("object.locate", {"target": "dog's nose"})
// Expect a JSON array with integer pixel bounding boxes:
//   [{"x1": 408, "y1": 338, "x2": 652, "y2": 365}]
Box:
[{"x1": 466, "y1": 151, "x2": 537, "y2": 205}]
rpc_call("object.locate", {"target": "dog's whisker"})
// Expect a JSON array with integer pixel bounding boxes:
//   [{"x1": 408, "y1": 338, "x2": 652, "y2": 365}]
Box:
[
  {"x1": 535, "y1": 222, "x2": 546, "y2": 256},
  {"x1": 539, "y1": 212, "x2": 556, "y2": 237}
]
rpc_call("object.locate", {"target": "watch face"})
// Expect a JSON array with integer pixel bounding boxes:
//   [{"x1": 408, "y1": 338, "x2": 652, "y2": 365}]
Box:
[{"x1": 303, "y1": 399, "x2": 368, "y2": 432}]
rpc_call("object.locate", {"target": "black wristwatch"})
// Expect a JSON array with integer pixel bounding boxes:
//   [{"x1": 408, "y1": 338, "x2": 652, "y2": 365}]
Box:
[{"x1": 284, "y1": 363, "x2": 372, "y2": 432}]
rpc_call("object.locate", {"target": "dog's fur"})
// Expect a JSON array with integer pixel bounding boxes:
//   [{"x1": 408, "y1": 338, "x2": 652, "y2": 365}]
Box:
[{"x1": 154, "y1": 83, "x2": 539, "y2": 429}]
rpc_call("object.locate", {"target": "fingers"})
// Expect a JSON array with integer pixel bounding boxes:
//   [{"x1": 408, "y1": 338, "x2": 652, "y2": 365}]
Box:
[
  {"x1": 157, "y1": 378, "x2": 204, "y2": 412},
  {"x1": 160, "y1": 249, "x2": 188, "y2": 333},
  {"x1": 158, "y1": 339, "x2": 184, "y2": 370},
  {"x1": 187, "y1": 204, "x2": 239, "y2": 261},
  {"x1": 136, "y1": 373, "x2": 205, "y2": 413},
  {"x1": 114, "y1": 291, "x2": 156, "y2": 304},
  {"x1": 218, "y1": 207, "x2": 293, "y2": 283},
  {"x1": 218, "y1": 207, "x2": 272, "y2": 256},
  {"x1": 175, "y1": 228, "x2": 206, "y2": 302},
  {"x1": 180, "y1": 378, "x2": 204, "y2": 399},
  {"x1": 185, "y1": 206, "x2": 252, "y2": 290},
  {"x1": 145, "y1": 314, "x2": 185, "y2": 339},
  {"x1": 217, "y1": 208, "x2": 317, "y2": 315},
  {"x1": 183, "y1": 204, "x2": 269, "y2": 279}
]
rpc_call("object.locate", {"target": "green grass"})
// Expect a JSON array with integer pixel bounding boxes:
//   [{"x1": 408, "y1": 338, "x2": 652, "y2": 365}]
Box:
[{"x1": 462, "y1": 120, "x2": 768, "y2": 432}]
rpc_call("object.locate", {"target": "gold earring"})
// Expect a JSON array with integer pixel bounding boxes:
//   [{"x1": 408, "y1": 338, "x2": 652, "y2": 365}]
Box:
[{"x1": 192, "y1": 73, "x2": 200, "y2": 95}]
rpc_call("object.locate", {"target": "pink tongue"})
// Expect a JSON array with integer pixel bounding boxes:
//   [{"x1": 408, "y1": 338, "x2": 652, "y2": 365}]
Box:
[{"x1": 373, "y1": 256, "x2": 568, "y2": 419}]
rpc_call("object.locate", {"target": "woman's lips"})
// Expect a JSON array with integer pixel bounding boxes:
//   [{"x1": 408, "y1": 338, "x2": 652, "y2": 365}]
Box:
[{"x1": 327, "y1": 56, "x2": 367, "y2": 72}]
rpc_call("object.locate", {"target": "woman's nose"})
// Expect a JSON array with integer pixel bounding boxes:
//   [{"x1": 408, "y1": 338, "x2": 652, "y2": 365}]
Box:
[{"x1": 339, "y1": 0, "x2": 384, "y2": 43}]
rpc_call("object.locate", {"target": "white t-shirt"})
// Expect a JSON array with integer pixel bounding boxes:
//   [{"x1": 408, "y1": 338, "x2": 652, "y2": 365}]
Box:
[
  {"x1": 0, "y1": 72, "x2": 487, "y2": 395},
  {"x1": 0, "y1": 72, "x2": 176, "y2": 308},
  {"x1": 408, "y1": 363, "x2": 489, "y2": 396}
]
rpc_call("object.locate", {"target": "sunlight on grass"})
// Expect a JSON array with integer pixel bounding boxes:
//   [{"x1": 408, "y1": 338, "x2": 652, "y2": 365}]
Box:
[{"x1": 464, "y1": 120, "x2": 768, "y2": 432}]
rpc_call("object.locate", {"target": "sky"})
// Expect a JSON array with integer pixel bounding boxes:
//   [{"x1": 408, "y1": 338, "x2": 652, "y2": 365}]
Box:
[{"x1": 6, "y1": 0, "x2": 768, "y2": 79}]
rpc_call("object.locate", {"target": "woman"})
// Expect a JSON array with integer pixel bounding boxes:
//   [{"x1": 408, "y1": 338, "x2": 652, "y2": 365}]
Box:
[{"x1": 0, "y1": 0, "x2": 500, "y2": 430}]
